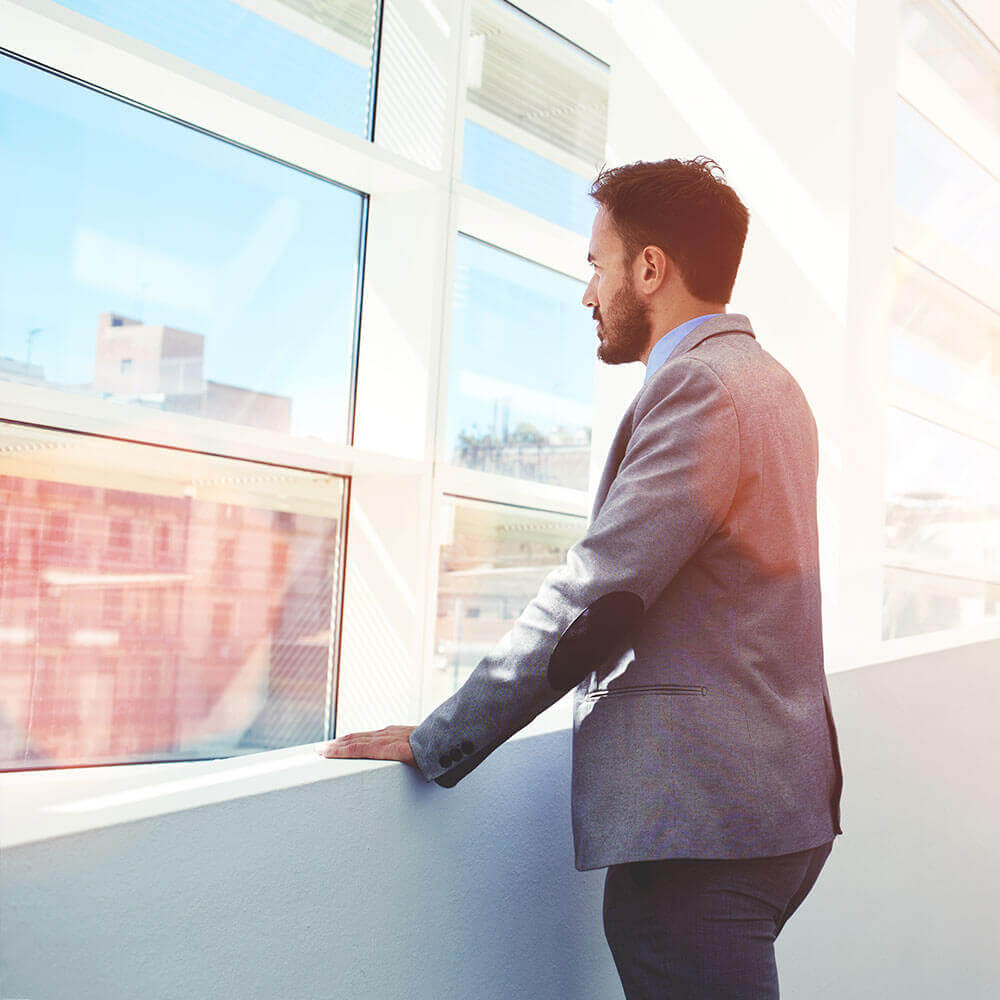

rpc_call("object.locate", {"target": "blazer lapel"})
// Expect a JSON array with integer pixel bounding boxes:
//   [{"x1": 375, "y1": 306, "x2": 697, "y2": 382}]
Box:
[
  {"x1": 589, "y1": 314, "x2": 755, "y2": 520},
  {"x1": 591, "y1": 400, "x2": 637, "y2": 519}
]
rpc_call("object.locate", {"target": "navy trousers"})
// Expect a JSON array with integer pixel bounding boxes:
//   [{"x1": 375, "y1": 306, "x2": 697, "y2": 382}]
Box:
[{"x1": 602, "y1": 840, "x2": 833, "y2": 999}]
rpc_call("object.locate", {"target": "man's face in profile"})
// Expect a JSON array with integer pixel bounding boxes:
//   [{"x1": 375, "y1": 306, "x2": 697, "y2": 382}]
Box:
[{"x1": 583, "y1": 205, "x2": 652, "y2": 365}]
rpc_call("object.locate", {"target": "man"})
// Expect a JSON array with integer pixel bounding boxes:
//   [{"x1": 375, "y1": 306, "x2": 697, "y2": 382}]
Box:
[{"x1": 316, "y1": 156, "x2": 844, "y2": 998}]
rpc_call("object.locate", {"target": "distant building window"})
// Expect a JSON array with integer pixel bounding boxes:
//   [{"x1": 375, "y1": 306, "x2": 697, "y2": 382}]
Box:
[
  {"x1": 274, "y1": 511, "x2": 295, "y2": 531},
  {"x1": 108, "y1": 517, "x2": 132, "y2": 556},
  {"x1": 155, "y1": 522, "x2": 171, "y2": 558},
  {"x1": 218, "y1": 503, "x2": 242, "y2": 524},
  {"x1": 45, "y1": 510, "x2": 70, "y2": 545},
  {"x1": 270, "y1": 540, "x2": 290, "y2": 583},
  {"x1": 120, "y1": 358, "x2": 132, "y2": 374},
  {"x1": 211, "y1": 603, "x2": 234, "y2": 640},
  {"x1": 217, "y1": 538, "x2": 236, "y2": 570},
  {"x1": 103, "y1": 588, "x2": 124, "y2": 626},
  {"x1": 214, "y1": 537, "x2": 238, "y2": 585}
]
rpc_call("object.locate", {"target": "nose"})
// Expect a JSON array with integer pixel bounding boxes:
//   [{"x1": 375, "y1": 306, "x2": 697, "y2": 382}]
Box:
[{"x1": 582, "y1": 274, "x2": 598, "y2": 310}]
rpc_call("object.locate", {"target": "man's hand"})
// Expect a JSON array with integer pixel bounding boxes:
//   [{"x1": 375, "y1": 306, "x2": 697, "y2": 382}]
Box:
[{"x1": 314, "y1": 725, "x2": 419, "y2": 771}]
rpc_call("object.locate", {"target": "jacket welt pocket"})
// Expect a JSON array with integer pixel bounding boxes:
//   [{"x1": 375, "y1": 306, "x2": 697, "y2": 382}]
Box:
[{"x1": 585, "y1": 683, "x2": 707, "y2": 700}]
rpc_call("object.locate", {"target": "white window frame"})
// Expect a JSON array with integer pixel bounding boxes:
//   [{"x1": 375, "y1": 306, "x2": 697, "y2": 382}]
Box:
[
  {"x1": 875, "y1": 0, "x2": 1000, "y2": 654},
  {"x1": 0, "y1": 0, "x2": 619, "y2": 755}
]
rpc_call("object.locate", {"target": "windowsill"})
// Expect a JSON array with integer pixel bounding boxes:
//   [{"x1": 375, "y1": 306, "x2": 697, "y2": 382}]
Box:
[
  {"x1": 1, "y1": 699, "x2": 576, "y2": 850},
  {"x1": 826, "y1": 621, "x2": 1000, "y2": 673},
  {"x1": 0, "y1": 744, "x2": 402, "y2": 850},
  {"x1": 6, "y1": 629, "x2": 998, "y2": 850}
]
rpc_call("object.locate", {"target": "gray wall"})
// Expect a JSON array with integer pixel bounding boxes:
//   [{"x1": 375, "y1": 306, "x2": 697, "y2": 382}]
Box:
[{"x1": 3, "y1": 639, "x2": 999, "y2": 999}]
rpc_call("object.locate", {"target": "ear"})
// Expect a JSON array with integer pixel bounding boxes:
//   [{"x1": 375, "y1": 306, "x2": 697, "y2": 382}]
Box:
[{"x1": 638, "y1": 246, "x2": 668, "y2": 291}]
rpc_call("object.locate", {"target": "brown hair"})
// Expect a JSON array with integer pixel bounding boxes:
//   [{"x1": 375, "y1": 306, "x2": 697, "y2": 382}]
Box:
[{"x1": 588, "y1": 156, "x2": 749, "y2": 303}]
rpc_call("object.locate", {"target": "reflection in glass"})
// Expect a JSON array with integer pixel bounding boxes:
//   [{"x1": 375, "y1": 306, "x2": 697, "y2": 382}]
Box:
[
  {"x1": 0, "y1": 55, "x2": 363, "y2": 442},
  {"x1": 883, "y1": 566, "x2": 999, "y2": 639},
  {"x1": 0, "y1": 423, "x2": 346, "y2": 769},
  {"x1": 883, "y1": 408, "x2": 1000, "y2": 637},
  {"x1": 894, "y1": 98, "x2": 1000, "y2": 277},
  {"x1": 427, "y1": 496, "x2": 586, "y2": 708},
  {"x1": 889, "y1": 252, "x2": 1000, "y2": 423},
  {"x1": 462, "y1": 0, "x2": 609, "y2": 234},
  {"x1": 899, "y1": 0, "x2": 1000, "y2": 131},
  {"x1": 54, "y1": 0, "x2": 380, "y2": 136},
  {"x1": 446, "y1": 235, "x2": 595, "y2": 490}
]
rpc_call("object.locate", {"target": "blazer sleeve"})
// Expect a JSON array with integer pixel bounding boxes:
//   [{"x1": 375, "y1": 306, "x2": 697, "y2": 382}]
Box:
[{"x1": 408, "y1": 357, "x2": 740, "y2": 786}]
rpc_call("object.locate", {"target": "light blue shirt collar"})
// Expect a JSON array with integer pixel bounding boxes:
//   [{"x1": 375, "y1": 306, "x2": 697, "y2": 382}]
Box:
[{"x1": 643, "y1": 313, "x2": 727, "y2": 384}]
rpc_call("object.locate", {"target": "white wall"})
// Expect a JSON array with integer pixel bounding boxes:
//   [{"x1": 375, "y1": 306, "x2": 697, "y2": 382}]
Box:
[
  {"x1": 4, "y1": 638, "x2": 999, "y2": 999},
  {"x1": 778, "y1": 637, "x2": 1000, "y2": 998}
]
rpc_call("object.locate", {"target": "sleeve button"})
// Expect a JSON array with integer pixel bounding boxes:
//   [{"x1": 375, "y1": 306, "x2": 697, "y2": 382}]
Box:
[
  {"x1": 461, "y1": 740, "x2": 474, "y2": 755},
  {"x1": 438, "y1": 753, "x2": 451, "y2": 768},
  {"x1": 450, "y1": 747, "x2": 463, "y2": 762}
]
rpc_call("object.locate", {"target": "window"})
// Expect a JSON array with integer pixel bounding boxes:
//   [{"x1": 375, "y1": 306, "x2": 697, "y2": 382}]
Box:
[
  {"x1": 894, "y1": 98, "x2": 1000, "y2": 277},
  {"x1": 44, "y1": 510, "x2": 70, "y2": 546},
  {"x1": 0, "y1": 422, "x2": 347, "y2": 768},
  {"x1": 885, "y1": 408, "x2": 999, "y2": 591},
  {"x1": 214, "y1": 537, "x2": 239, "y2": 586},
  {"x1": 211, "y1": 602, "x2": 235, "y2": 641},
  {"x1": 886, "y1": 0, "x2": 1000, "y2": 640},
  {"x1": 888, "y1": 252, "x2": 1000, "y2": 422},
  {"x1": 102, "y1": 588, "x2": 124, "y2": 627},
  {"x1": 52, "y1": 0, "x2": 381, "y2": 137},
  {"x1": 155, "y1": 522, "x2": 172, "y2": 559},
  {"x1": 107, "y1": 517, "x2": 133, "y2": 557},
  {"x1": 0, "y1": 54, "x2": 364, "y2": 443},
  {"x1": 270, "y1": 539, "x2": 291, "y2": 584},
  {"x1": 0, "y1": 0, "x2": 618, "y2": 771},
  {"x1": 428, "y1": 496, "x2": 586, "y2": 710},
  {"x1": 461, "y1": 0, "x2": 609, "y2": 235},
  {"x1": 445, "y1": 234, "x2": 595, "y2": 490},
  {"x1": 899, "y1": 0, "x2": 999, "y2": 130}
]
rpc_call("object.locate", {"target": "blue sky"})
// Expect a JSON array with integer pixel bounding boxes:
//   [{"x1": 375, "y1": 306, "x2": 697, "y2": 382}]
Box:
[
  {"x1": 55, "y1": 0, "x2": 372, "y2": 135},
  {"x1": 0, "y1": 53, "x2": 363, "y2": 440}
]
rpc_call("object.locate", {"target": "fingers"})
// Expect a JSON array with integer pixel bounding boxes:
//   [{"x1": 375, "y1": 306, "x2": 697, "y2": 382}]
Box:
[{"x1": 313, "y1": 725, "x2": 417, "y2": 766}]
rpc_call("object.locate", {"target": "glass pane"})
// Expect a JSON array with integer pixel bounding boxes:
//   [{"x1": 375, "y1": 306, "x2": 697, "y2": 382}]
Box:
[
  {"x1": 54, "y1": 0, "x2": 379, "y2": 136},
  {"x1": 882, "y1": 566, "x2": 999, "y2": 639},
  {"x1": 888, "y1": 252, "x2": 1000, "y2": 423},
  {"x1": 894, "y1": 98, "x2": 1000, "y2": 278},
  {"x1": 427, "y1": 496, "x2": 586, "y2": 708},
  {"x1": 900, "y1": 0, "x2": 1000, "y2": 133},
  {"x1": 462, "y1": 0, "x2": 609, "y2": 234},
  {"x1": 446, "y1": 235, "x2": 595, "y2": 490},
  {"x1": 0, "y1": 55, "x2": 362, "y2": 443},
  {"x1": 884, "y1": 407, "x2": 1000, "y2": 581},
  {"x1": 0, "y1": 422, "x2": 346, "y2": 769}
]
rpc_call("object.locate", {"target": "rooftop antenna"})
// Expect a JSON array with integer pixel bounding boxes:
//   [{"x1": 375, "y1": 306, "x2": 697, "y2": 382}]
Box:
[{"x1": 26, "y1": 327, "x2": 42, "y2": 368}]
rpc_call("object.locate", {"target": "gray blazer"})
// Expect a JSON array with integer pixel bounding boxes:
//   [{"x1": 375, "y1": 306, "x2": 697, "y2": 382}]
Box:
[{"x1": 409, "y1": 313, "x2": 843, "y2": 871}]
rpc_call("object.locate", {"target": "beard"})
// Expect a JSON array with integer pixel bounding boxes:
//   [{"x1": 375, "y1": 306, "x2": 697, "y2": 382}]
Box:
[{"x1": 595, "y1": 277, "x2": 652, "y2": 365}]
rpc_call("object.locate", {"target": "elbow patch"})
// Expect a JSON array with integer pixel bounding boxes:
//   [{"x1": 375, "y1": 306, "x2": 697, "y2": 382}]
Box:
[{"x1": 546, "y1": 591, "x2": 644, "y2": 692}]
